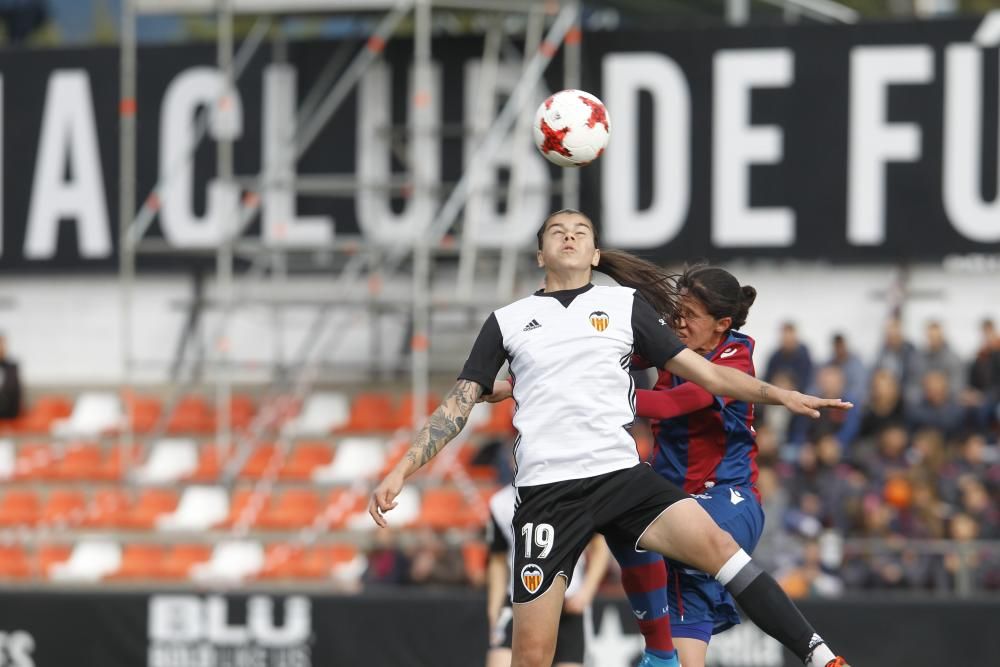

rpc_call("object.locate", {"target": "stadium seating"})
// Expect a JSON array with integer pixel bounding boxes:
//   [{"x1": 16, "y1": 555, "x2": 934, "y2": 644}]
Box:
[
  {"x1": 158, "y1": 544, "x2": 212, "y2": 579},
  {"x1": 281, "y1": 392, "x2": 350, "y2": 437},
  {"x1": 109, "y1": 544, "x2": 166, "y2": 580},
  {"x1": 191, "y1": 540, "x2": 264, "y2": 583},
  {"x1": 312, "y1": 438, "x2": 385, "y2": 483},
  {"x1": 38, "y1": 489, "x2": 86, "y2": 526},
  {"x1": 51, "y1": 392, "x2": 124, "y2": 438},
  {"x1": 132, "y1": 438, "x2": 199, "y2": 484},
  {"x1": 119, "y1": 489, "x2": 179, "y2": 530},
  {"x1": 257, "y1": 488, "x2": 321, "y2": 530},
  {"x1": 0, "y1": 439, "x2": 13, "y2": 479},
  {"x1": 0, "y1": 545, "x2": 31, "y2": 579},
  {"x1": 279, "y1": 442, "x2": 333, "y2": 480},
  {"x1": 157, "y1": 486, "x2": 230, "y2": 532},
  {"x1": 0, "y1": 490, "x2": 40, "y2": 526},
  {"x1": 49, "y1": 540, "x2": 122, "y2": 582},
  {"x1": 340, "y1": 393, "x2": 395, "y2": 432}
]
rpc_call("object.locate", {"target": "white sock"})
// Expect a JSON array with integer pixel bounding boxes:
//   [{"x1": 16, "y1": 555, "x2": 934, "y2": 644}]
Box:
[
  {"x1": 806, "y1": 637, "x2": 836, "y2": 666},
  {"x1": 714, "y1": 548, "x2": 752, "y2": 586}
]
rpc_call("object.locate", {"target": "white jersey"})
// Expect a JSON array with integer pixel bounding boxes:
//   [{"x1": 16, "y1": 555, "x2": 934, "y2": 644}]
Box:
[
  {"x1": 486, "y1": 484, "x2": 586, "y2": 598},
  {"x1": 460, "y1": 284, "x2": 683, "y2": 486}
]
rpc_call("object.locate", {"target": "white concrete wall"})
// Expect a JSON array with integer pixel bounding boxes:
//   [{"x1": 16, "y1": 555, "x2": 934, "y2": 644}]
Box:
[{"x1": 0, "y1": 262, "x2": 997, "y2": 387}]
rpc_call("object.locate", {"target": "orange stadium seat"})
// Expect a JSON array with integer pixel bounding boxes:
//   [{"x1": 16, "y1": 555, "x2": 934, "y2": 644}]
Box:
[
  {"x1": 218, "y1": 489, "x2": 267, "y2": 530},
  {"x1": 124, "y1": 393, "x2": 162, "y2": 434},
  {"x1": 167, "y1": 395, "x2": 214, "y2": 434},
  {"x1": 279, "y1": 442, "x2": 333, "y2": 480},
  {"x1": 37, "y1": 545, "x2": 72, "y2": 578},
  {"x1": 228, "y1": 394, "x2": 256, "y2": 431},
  {"x1": 257, "y1": 489, "x2": 320, "y2": 530},
  {"x1": 119, "y1": 489, "x2": 179, "y2": 530},
  {"x1": 391, "y1": 393, "x2": 440, "y2": 431},
  {"x1": 108, "y1": 544, "x2": 167, "y2": 580},
  {"x1": 476, "y1": 401, "x2": 515, "y2": 435},
  {"x1": 187, "y1": 444, "x2": 223, "y2": 482},
  {"x1": 340, "y1": 393, "x2": 395, "y2": 433},
  {"x1": 0, "y1": 490, "x2": 40, "y2": 527},
  {"x1": 417, "y1": 489, "x2": 467, "y2": 530},
  {"x1": 97, "y1": 444, "x2": 140, "y2": 482},
  {"x1": 462, "y1": 541, "x2": 489, "y2": 585},
  {"x1": 159, "y1": 544, "x2": 212, "y2": 580},
  {"x1": 51, "y1": 443, "x2": 103, "y2": 480},
  {"x1": 0, "y1": 545, "x2": 31, "y2": 579},
  {"x1": 38, "y1": 490, "x2": 86, "y2": 526},
  {"x1": 238, "y1": 444, "x2": 280, "y2": 480},
  {"x1": 257, "y1": 543, "x2": 306, "y2": 580},
  {"x1": 13, "y1": 395, "x2": 72, "y2": 435},
  {"x1": 81, "y1": 488, "x2": 130, "y2": 528},
  {"x1": 13, "y1": 442, "x2": 55, "y2": 480},
  {"x1": 320, "y1": 489, "x2": 366, "y2": 530}
]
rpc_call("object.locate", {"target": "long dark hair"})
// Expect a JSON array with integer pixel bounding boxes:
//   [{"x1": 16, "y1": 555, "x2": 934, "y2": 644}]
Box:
[
  {"x1": 537, "y1": 209, "x2": 682, "y2": 325},
  {"x1": 677, "y1": 263, "x2": 756, "y2": 330}
]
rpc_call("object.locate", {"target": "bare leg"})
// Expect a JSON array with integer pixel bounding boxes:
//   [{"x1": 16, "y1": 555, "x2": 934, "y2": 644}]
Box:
[
  {"x1": 637, "y1": 498, "x2": 740, "y2": 573},
  {"x1": 675, "y1": 637, "x2": 709, "y2": 667},
  {"x1": 485, "y1": 648, "x2": 512, "y2": 667},
  {"x1": 511, "y1": 576, "x2": 567, "y2": 667}
]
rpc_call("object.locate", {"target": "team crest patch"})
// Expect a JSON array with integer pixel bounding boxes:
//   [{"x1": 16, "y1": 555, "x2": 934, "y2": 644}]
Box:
[
  {"x1": 520, "y1": 564, "x2": 544, "y2": 594},
  {"x1": 589, "y1": 311, "x2": 610, "y2": 332}
]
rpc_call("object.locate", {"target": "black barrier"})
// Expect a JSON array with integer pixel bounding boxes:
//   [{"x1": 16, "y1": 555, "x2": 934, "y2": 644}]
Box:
[
  {"x1": 1, "y1": 17, "x2": 999, "y2": 271},
  {"x1": 0, "y1": 590, "x2": 994, "y2": 666}
]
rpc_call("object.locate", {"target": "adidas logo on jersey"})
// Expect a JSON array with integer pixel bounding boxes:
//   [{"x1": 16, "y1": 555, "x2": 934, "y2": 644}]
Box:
[{"x1": 523, "y1": 319, "x2": 542, "y2": 331}]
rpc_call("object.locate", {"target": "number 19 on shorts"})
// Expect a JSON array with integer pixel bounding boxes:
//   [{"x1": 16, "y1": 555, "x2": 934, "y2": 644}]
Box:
[{"x1": 521, "y1": 523, "x2": 554, "y2": 558}]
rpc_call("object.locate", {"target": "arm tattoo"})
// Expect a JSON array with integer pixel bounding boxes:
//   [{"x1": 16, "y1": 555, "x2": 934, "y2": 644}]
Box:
[
  {"x1": 759, "y1": 384, "x2": 770, "y2": 401},
  {"x1": 407, "y1": 380, "x2": 483, "y2": 469}
]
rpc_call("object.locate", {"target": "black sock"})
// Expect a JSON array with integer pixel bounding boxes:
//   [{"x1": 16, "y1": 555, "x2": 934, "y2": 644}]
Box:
[{"x1": 723, "y1": 560, "x2": 824, "y2": 663}]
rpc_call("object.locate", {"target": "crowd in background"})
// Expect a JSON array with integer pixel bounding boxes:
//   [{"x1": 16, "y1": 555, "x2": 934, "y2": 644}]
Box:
[
  {"x1": 752, "y1": 316, "x2": 1000, "y2": 596},
  {"x1": 362, "y1": 316, "x2": 1000, "y2": 598}
]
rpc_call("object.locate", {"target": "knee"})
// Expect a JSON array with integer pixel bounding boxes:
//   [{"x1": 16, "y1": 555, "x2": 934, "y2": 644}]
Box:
[
  {"x1": 513, "y1": 633, "x2": 555, "y2": 667},
  {"x1": 706, "y1": 526, "x2": 740, "y2": 562}
]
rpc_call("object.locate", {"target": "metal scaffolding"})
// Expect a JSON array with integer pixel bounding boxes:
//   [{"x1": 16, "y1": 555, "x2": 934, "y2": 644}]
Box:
[{"x1": 118, "y1": 0, "x2": 583, "y2": 453}]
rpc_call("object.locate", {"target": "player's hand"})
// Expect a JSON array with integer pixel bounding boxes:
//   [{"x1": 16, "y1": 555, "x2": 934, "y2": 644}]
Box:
[
  {"x1": 781, "y1": 390, "x2": 853, "y2": 418},
  {"x1": 369, "y1": 469, "x2": 406, "y2": 528},
  {"x1": 479, "y1": 380, "x2": 513, "y2": 404}
]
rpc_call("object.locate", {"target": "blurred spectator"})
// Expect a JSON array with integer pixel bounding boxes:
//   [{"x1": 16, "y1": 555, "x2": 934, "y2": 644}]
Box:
[
  {"x1": 0, "y1": 0, "x2": 47, "y2": 43},
  {"x1": 968, "y1": 318, "x2": 1000, "y2": 431},
  {"x1": 779, "y1": 537, "x2": 844, "y2": 599},
  {"x1": 861, "y1": 424, "x2": 912, "y2": 485},
  {"x1": 956, "y1": 476, "x2": 999, "y2": 540},
  {"x1": 765, "y1": 322, "x2": 813, "y2": 391},
  {"x1": 910, "y1": 321, "x2": 965, "y2": 403},
  {"x1": 873, "y1": 315, "x2": 918, "y2": 386},
  {"x1": 969, "y1": 318, "x2": 1000, "y2": 397},
  {"x1": 407, "y1": 528, "x2": 467, "y2": 587},
  {"x1": 0, "y1": 334, "x2": 22, "y2": 422},
  {"x1": 942, "y1": 513, "x2": 1000, "y2": 592},
  {"x1": 364, "y1": 528, "x2": 410, "y2": 587},
  {"x1": 828, "y1": 332, "x2": 868, "y2": 402},
  {"x1": 789, "y1": 365, "x2": 861, "y2": 447},
  {"x1": 858, "y1": 369, "x2": 904, "y2": 441},
  {"x1": 905, "y1": 370, "x2": 965, "y2": 437}
]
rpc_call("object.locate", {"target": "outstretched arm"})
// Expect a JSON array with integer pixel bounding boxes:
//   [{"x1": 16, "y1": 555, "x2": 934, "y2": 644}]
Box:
[
  {"x1": 664, "y1": 348, "x2": 852, "y2": 418},
  {"x1": 369, "y1": 379, "x2": 483, "y2": 527}
]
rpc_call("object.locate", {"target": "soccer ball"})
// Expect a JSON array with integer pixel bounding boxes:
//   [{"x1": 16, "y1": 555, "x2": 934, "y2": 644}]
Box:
[{"x1": 533, "y1": 89, "x2": 610, "y2": 168}]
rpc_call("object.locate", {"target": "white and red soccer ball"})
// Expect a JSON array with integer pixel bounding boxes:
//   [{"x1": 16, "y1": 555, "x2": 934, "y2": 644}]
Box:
[{"x1": 532, "y1": 89, "x2": 610, "y2": 168}]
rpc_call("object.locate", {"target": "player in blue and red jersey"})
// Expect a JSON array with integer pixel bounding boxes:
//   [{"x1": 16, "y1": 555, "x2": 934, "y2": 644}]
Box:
[{"x1": 612, "y1": 264, "x2": 772, "y2": 667}]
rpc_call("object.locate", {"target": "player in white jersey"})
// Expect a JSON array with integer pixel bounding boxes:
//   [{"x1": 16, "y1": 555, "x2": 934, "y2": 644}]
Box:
[
  {"x1": 485, "y1": 484, "x2": 608, "y2": 667},
  {"x1": 370, "y1": 209, "x2": 852, "y2": 667}
]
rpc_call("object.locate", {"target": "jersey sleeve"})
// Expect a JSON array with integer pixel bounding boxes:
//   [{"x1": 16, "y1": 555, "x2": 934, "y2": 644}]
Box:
[
  {"x1": 631, "y1": 294, "x2": 686, "y2": 369},
  {"x1": 458, "y1": 313, "x2": 507, "y2": 395},
  {"x1": 635, "y1": 384, "x2": 716, "y2": 420}
]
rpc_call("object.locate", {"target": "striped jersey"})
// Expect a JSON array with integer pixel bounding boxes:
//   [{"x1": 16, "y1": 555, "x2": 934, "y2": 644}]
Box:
[
  {"x1": 648, "y1": 331, "x2": 760, "y2": 498},
  {"x1": 460, "y1": 283, "x2": 684, "y2": 487}
]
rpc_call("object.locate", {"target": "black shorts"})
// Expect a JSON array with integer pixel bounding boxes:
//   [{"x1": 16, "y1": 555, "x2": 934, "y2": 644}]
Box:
[
  {"x1": 491, "y1": 605, "x2": 585, "y2": 663},
  {"x1": 511, "y1": 463, "x2": 689, "y2": 604}
]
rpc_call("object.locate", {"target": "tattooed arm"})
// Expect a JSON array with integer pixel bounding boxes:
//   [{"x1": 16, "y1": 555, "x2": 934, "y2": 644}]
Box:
[
  {"x1": 664, "y1": 348, "x2": 853, "y2": 418},
  {"x1": 369, "y1": 380, "x2": 483, "y2": 527}
]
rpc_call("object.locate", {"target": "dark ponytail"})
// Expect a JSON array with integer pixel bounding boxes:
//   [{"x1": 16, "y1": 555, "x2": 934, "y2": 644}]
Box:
[
  {"x1": 594, "y1": 250, "x2": 682, "y2": 326},
  {"x1": 678, "y1": 263, "x2": 756, "y2": 330}
]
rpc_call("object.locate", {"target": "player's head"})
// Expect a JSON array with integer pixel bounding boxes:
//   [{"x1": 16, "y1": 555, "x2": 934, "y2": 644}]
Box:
[
  {"x1": 535, "y1": 209, "x2": 601, "y2": 274},
  {"x1": 675, "y1": 264, "x2": 756, "y2": 352}
]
